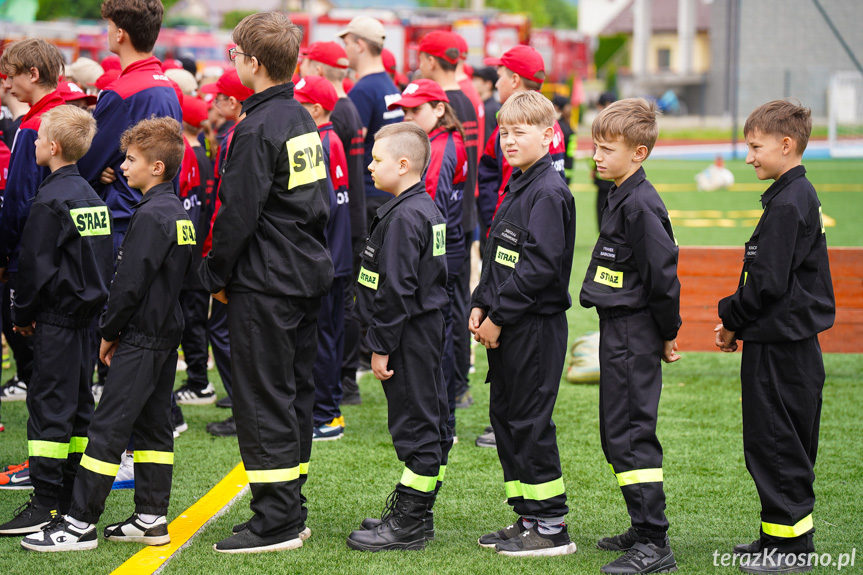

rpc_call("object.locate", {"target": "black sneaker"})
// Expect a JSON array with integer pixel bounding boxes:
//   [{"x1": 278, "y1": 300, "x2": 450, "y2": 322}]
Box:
[
  {"x1": 207, "y1": 416, "x2": 237, "y2": 437},
  {"x1": 214, "y1": 527, "x2": 302, "y2": 553},
  {"x1": 216, "y1": 396, "x2": 233, "y2": 409},
  {"x1": 103, "y1": 513, "x2": 170, "y2": 545},
  {"x1": 174, "y1": 382, "x2": 217, "y2": 405},
  {"x1": 495, "y1": 524, "x2": 577, "y2": 557},
  {"x1": 738, "y1": 550, "x2": 813, "y2": 574},
  {"x1": 20, "y1": 517, "x2": 98, "y2": 552},
  {"x1": 478, "y1": 517, "x2": 528, "y2": 548},
  {"x1": 734, "y1": 539, "x2": 763, "y2": 555},
  {"x1": 598, "y1": 526, "x2": 643, "y2": 551},
  {"x1": 601, "y1": 541, "x2": 678, "y2": 574},
  {"x1": 0, "y1": 495, "x2": 58, "y2": 535},
  {"x1": 475, "y1": 429, "x2": 496, "y2": 448},
  {"x1": 232, "y1": 520, "x2": 310, "y2": 540}
]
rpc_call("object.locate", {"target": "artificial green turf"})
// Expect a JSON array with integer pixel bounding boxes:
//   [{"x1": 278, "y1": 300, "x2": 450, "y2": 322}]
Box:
[{"x1": 1, "y1": 159, "x2": 861, "y2": 573}]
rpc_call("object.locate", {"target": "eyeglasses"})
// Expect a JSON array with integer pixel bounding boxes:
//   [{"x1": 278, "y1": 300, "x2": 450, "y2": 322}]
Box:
[{"x1": 228, "y1": 47, "x2": 252, "y2": 61}]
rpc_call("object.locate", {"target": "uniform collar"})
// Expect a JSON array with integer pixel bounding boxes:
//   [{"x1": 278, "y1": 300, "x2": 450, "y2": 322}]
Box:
[
  {"x1": 606, "y1": 166, "x2": 647, "y2": 212},
  {"x1": 120, "y1": 56, "x2": 162, "y2": 76},
  {"x1": 761, "y1": 165, "x2": 806, "y2": 208},
  {"x1": 319, "y1": 121, "x2": 333, "y2": 132},
  {"x1": 241, "y1": 82, "x2": 295, "y2": 116},
  {"x1": 507, "y1": 153, "x2": 553, "y2": 195},
  {"x1": 134, "y1": 181, "x2": 175, "y2": 207},
  {"x1": 375, "y1": 181, "x2": 426, "y2": 220},
  {"x1": 428, "y1": 127, "x2": 447, "y2": 141},
  {"x1": 22, "y1": 90, "x2": 65, "y2": 125},
  {"x1": 38, "y1": 164, "x2": 80, "y2": 190}
]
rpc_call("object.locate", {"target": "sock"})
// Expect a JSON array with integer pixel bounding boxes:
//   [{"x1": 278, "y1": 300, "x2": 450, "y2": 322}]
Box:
[
  {"x1": 66, "y1": 515, "x2": 92, "y2": 530},
  {"x1": 520, "y1": 517, "x2": 536, "y2": 529},
  {"x1": 138, "y1": 513, "x2": 162, "y2": 524},
  {"x1": 537, "y1": 519, "x2": 564, "y2": 535}
]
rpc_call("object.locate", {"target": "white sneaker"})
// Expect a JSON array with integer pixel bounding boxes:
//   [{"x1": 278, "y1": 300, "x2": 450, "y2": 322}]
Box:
[
  {"x1": 566, "y1": 332, "x2": 601, "y2": 384},
  {"x1": 20, "y1": 517, "x2": 97, "y2": 552},
  {"x1": 104, "y1": 513, "x2": 170, "y2": 545},
  {"x1": 90, "y1": 383, "x2": 103, "y2": 403},
  {"x1": 112, "y1": 453, "x2": 134, "y2": 490},
  {"x1": 0, "y1": 377, "x2": 28, "y2": 401},
  {"x1": 174, "y1": 382, "x2": 217, "y2": 405}
]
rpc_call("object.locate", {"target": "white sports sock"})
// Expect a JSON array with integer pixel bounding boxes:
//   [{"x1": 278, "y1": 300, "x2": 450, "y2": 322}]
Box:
[
  {"x1": 66, "y1": 515, "x2": 92, "y2": 530},
  {"x1": 138, "y1": 513, "x2": 162, "y2": 524}
]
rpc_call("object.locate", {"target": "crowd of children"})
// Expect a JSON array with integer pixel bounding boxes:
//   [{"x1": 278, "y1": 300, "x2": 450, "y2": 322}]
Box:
[{"x1": 0, "y1": 3, "x2": 836, "y2": 574}]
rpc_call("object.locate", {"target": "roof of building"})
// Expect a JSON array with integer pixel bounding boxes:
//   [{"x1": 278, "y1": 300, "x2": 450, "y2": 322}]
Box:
[{"x1": 601, "y1": 0, "x2": 712, "y2": 35}]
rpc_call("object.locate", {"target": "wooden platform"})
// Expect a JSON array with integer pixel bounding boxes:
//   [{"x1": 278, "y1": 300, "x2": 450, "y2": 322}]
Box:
[{"x1": 677, "y1": 246, "x2": 863, "y2": 353}]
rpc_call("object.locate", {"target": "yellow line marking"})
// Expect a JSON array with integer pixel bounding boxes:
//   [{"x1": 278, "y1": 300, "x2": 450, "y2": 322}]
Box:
[
  {"x1": 571, "y1": 183, "x2": 863, "y2": 192},
  {"x1": 111, "y1": 462, "x2": 248, "y2": 575}
]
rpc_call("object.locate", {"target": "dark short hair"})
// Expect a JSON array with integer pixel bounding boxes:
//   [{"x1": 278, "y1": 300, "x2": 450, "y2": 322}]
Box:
[
  {"x1": 101, "y1": 0, "x2": 164, "y2": 53},
  {"x1": 744, "y1": 99, "x2": 812, "y2": 154},
  {"x1": 598, "y1": 91, "x2": 617, "y2": 107},
  {"x1": 233, "y1": 12, "x2": 303, "y2": 84},
  {"x1": 473, "y1": 66, "x2": 498, "y2": 86},
  {"x1": 374, "y1": 122, "x2": 431, "y2": 175},
  {"x1": 0, "y1": 39, "x2": 64, "y2": 89},
  {"x1": 120, "y1": 115, "x2": 185, "y2": 181}
]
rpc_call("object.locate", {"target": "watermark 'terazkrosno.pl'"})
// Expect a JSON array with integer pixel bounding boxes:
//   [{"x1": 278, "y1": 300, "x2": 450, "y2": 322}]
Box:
[{"x1": 713, "y1": 548, "x2": 856, "y2": 571}]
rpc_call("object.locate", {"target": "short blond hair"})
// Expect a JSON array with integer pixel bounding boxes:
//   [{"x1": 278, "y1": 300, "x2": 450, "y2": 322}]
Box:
[
  {"x1": 374, "y1": 122, "x2": 430, "y2": 175},
  {"x1": 592, "y1": 97, "x2": 660, "y2": 155},
  {"x1": 41, "y1": 105, "x2": 97, "y2": 162},
  {"x1": 497, "y1": 90, "x2": 556, "y2": 130},
  {"x1": 0, "y1": 38, "x2": 64, "y2": 89},
  {"x1": 233, "y1": 12, "x2": 302, "y2": 84},
  {"x1": 744, "y1": 99, "x2": 812, "y2": 154}
]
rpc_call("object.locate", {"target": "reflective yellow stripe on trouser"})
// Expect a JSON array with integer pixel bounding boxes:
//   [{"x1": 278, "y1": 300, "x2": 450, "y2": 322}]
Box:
[
  {"x1": 246, "y1": 466, "x2": 301, "y2": 483},
  {"x1": 762, "y1": 515, "x2": 813, "y2": 538},
  {"x1": 615, "y1": 468, "x2": 663, "y2": 487},
  {"x1": 68, "y1": 436, "x2": 88, "y2": 454},
  {"x1": 299, "y1": 461, "x2": 310, "y2": 476},
  {"x1": 29, "y1": 440, "x2": 70, "y2": 459},
  {"x1": 80, "y1": 454, "x2": 120, "y2": 476},
  {"x1": 505, "y1": 478, "x2": 566, "y2": 501},
  {"x1": 400, "y1": 467, "x2": 438, "y2": 493},
  {"x1": 133, "y1": 451, "x2": 174, "y2": 465}
]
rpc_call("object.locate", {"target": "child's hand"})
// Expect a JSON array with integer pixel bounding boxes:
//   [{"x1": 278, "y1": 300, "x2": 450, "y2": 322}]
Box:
[
  {"x1": 371, "y1": 352, "x2": 393, "y2": 381},
  {"x1": 468, "y1": 307, "x2": 486, "y2": 335},
  {"x1": 475, "y1": 317, "x2": 501, "y2": 349},
  {"x1": 100, "y1": 338, "x2": 120, "y2": 366},
  {"x1": 713, "y1": 323, "x2": 738, "y2": 352},
  {"x1": 100, "y1": 167, "x2": 117, "y2": 185},
  {"x1": 13, "y1": 322, "x2": 35, "y2": 337},
  {"x1": 662, "y1": 339, "x2": 681, "y2": 363}
]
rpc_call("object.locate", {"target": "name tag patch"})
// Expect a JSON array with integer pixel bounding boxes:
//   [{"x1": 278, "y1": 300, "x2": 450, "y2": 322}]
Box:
[
  {"x1": 495, "y1": 246, "x2": 519, "y2": 268},
  {"x1": 500, "y1": 225, "x2": 522, "y2": 245},
  {"x1": 594, "y1": 266, "x2": 623, "y2": 288},
  {"x1": 70, "y1": 206, "x2": 111, "y2": 237},
  {"x1": 432, "y1": 223, "x2": 446, "y2": 256},
  {"x1": 598, "y1": 245, "x2": 617, "y2": 261},
  {"x1": 177, "y1": 220, "x2": 196, "y2": 245},
  {"x1": 745, "y1": 244, "x2": 757, "y2": 258},
  {"x1": 286, "y1": 132, "x2": 327, "y2": 190},
  {"x1": 358, "y1": 266, "x2": 379, "y2": 290},
  {"x1": 362, "y1": 241, "x2": 379, "y2": 264}
]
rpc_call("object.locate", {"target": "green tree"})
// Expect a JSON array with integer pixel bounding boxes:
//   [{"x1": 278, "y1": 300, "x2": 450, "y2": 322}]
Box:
[
  {"x1": 416, "y1": 0, "x2": 577, "y2": 29},
  {"x1": 37, "y1": 0, "x2": 180, "y2": 22},
  {"x1": 221, "y1": 10, "x2": 257, "y2": 31}
]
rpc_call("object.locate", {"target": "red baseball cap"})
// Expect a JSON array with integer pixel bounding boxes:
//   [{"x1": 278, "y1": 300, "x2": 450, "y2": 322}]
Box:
[
  {"x1": 381, "y1": 48, "x2": 397, "y2": 73},
  {"x1": 95, "y1": 68, "x2": 120, "y2": 91},
  {"x1": 100, "y1": 55, "x2": 121, "y2": 72},
  {"x1": 453, "y1": 33, "x2": 468, "y2": 60},
  {"x1": 216, "y1": 69, "x2": 254, "y2": 102},
  {"x1": 484, "y1": 45, "x2": 545, "y2": 85},
  {"x1": 387, "y1": 79, "x2": 449, "y2": 110},
  {"x1": 418, "y1": 31, "x2": 460, "y2": 65},
  {"x1": 294, "y1": 75, "x2": 338, "y2": 112},
  {"x1": 58, "y1": 81, "x2": 97, "y2": 106},
  {"x1": 302, "y1": 42, "x2": 349, "y2": 69},
  {"x1": 161, "y1": 58, "x2": 183, "y2": 72},
  {"x1": 343, "y1": 76, "x2": 354, "y2": 94},
  {"x1": 181, "y1": 95, "x2": 209, "y2": 128}
]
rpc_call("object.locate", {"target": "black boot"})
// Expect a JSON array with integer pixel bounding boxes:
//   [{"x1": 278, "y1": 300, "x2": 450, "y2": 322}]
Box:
[
  {"x1": 347, "y1": 489, "x2": 430, "y2": 551},
  {"x1": 361, "y1": 482, "x2": 438, "y2": 540}
]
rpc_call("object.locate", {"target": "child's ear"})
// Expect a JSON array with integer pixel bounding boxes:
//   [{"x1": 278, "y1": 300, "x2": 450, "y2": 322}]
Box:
[
  {"x1": 29, "y1": 66, "x2": 40, "y2": 85},
  {"x1": 398, "y1": 157, "x2": 410, "y2": 176},
  {"x1": 50, "y1": 140, "x2": 59, "y2": 157},
  {"x1": 633, "y1": 144, "x2": 649, "y2": 162},
  {"x1": 781, "y1": 136, "x2": 794, "y2": 155},
  {"x1": 153, "y1": 160, "x2": 165, "y2": 177}
]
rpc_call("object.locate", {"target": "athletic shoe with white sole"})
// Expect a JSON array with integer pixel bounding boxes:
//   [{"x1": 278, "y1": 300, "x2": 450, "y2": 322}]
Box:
[
  {"x1": 174, "y1": 382, "x2": 217, "y2": 405},
  {"x1": 0, "y1": 461, "x2": 32, "y2": 490},
  {"x1": 214, "y1": 527, "x2": 303, "y2": 553},
  {"x1": 0, "y1": 376, "x2": 28, "y2": 401},
  {"x1": 312, "y1": 419, "x2": 344, "y2": 441},
  {"x1": 478, "y1": 517, "x2": 528, "y2": 548},
  {"x1": 0, "y1": 495, "x2": 58, "y2": 535},
  {"x1": 231, "y1": 520, "x2": 311, "y2": 540},
  {"x1": 494, "y1": 525, "x2": 577, "y2": 557},
  {"x1": 20, "y1": 517, "x2": 97, "y2": 552},
  {"x1": 103, "y1": 513, "x2": 170, "y2": 545}
]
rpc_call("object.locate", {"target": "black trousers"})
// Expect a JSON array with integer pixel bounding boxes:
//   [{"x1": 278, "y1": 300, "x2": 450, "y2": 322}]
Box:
[
  {"x1": 742, "y1": 337, "x2": 823, "y2": 552},
  {"x1": 27, "y1": 322, "x2": 94, "y2": 510},
  {"x1": 228, "y1": 292, "x2": 319, "y2": 538},
  {"x1": 208, "y1": 299, "x2": 232, "y2": 397},
  {"x1": 3, "y1": 275, "x2": 34, "y2": 382},
  {"x1": 441, "y1": 272, "x2": 460, "y2": 434},
  {"x1": 313, "y1": 277, "x2": 345, "y2": 426},
  {"x1": 340, "y1": 238, "x2": 363, "y2": 396},
  {"x1": 179, "y1": 289, "x2": 210, "y2": 389},
  {"x1": 598, "y1": 309, "x2": 668, "y2": 534},
  {"x1": 382, "y1": 311, "x2": 452, "y2": 495},
  {"x1": 70, "y1": 342, "x2": 177, "y2": 523},
  {"x1": 487, "y1": 312, "x2": 568, "y2": 519},
  {"x1": 452, "y1": 234, "x2": 472, "y2": 399}
]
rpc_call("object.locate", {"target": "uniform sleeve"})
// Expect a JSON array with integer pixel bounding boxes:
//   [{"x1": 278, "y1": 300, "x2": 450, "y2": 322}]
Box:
[
  {"x1": 718, "y1": 204, "x2": 800, "y2": 332},
  {"x1": 0, "y1": 130, "x2": 44, "y2": 263},
  {"x1": 551, "y1": 123, "x2": 568, "y2": 183},
  {"x1": 627, "y1": 208, "x2": 682, "y2": 340},
  {"x1": 365, "y1": 216, "x2": 423, "y2": 355},
  {"x1": 200, "y1": 131, "x2": 276, "y2": 292},
  {"x1": 99, "y1": 213, "x2": 171, "y2": 341},
  {"x1": 487, "y1": 193, "x2": 571, "y2": 326},
  {"x1": 477, "y1": 131, "x2": 501, "y2": 228},
  {"x1": 77, "y1": 91, "x2": 127, "y2": 186},
  {"x1": 11, "y1": 203, "x2": 60, "y2": 326}
]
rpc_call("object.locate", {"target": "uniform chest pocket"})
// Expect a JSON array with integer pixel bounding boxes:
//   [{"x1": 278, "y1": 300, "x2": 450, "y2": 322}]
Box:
[
  {"x1": 590, "y1": 240, "x2": 634, "y2": 289},
  {"x1": 358, "y1": 239, "x2": 381, "y2": 290},
  {"x1": 740, "y1": 240, "x2": 758, "y2": 287},
  {"x1": 491, "y1": 220, "x2": 527, "y2": 269}
]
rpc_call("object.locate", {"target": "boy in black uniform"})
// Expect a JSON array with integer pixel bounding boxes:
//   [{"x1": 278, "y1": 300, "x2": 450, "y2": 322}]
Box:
[
  {"x1": 470, "y1": 91, "x2": 576, "y2": 557},
  {"x1": 579, "y1": 98, "x2": 680, "y2": 575},
  {"x1": 21, "y1": 116, "x2": 194, "y2": 552},
  {"x1": 347, "y1": 122, "x2": 452, "y2": 552},
  {"x1": 716, "y1": 100, "x2": 834, "y2": 575},
  {"x1": 0, "y1": 106, "x2": 112, "y2": 535},
  {"x1": 201, "y1": 12, "x2": 333, "y2": 554}
]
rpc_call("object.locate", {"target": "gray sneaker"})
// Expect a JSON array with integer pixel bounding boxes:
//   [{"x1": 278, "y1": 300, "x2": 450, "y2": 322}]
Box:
[
  {"x1": 475, "y1": 428, "x2": 496, "y2": 448},
  {"x1": 478, "y1": 518, "x2": 528, "y2": 548},
  {"x1": 495, "y1": 525, "x2": 577, "y2": 557},
  {"x1": 601, "y1": 541, "x2": 677, "y2": 574},
  {"x1": 0, "y1": 377, "x2": 27, "y2": 401}
]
